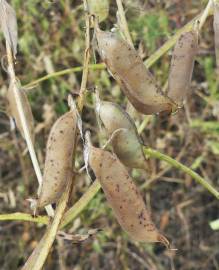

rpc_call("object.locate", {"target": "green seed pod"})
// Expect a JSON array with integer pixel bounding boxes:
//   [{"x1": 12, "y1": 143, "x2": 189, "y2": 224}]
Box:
[
  {"x1": 167, "y1": 30, "x2": 198, "y2": 106},
  {"x1": 95, "y1": 27, "x2": 173, "y2": 115},
  {"x1": 88, "y1": 145, "x2": 169, "y2": 247},
  {"x1": 97, "y1": 100, "x2": 147, "y2": 169},
  {"x1": 6, "y1": 83, "x2": 35, "y2": 143},
  {"x1": 214, "y1": 2, "x2": 219, "y2": 68},
  {"x1": 37, "y1": 110, "x2": 77, "y2": 208},
  {"x1": 88, "y1": 0, "x2": 109, "y2": 22}
]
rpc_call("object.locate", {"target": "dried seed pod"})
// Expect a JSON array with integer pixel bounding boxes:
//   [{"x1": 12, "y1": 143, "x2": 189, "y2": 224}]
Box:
[
  {"x1": 37, "y1": 110, "x2": 77, "y2": 208},
  {"x1": 95, "y1": 27, "x2": 173, "y2": 115},
  {"x1": 6, "y1": 83, "x2": 35, "y2": 143},
  {"x1": 167, "y1": 30, "x2": 198, "y2": 106},
  {"x1": 214, "y1": 2, "x2": 219, "y2": 68},
  {"x1": 97, "y1": 101, "x2": 147, "y2": 169},
  {"x1": 88, "y1": 145, "x2": 169, "y2": 246}
]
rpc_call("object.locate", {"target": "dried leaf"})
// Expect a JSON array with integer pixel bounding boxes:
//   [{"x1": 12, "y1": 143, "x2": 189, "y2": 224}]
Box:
[
  {"x1": 37, "y1": 110, "x2": 77, "y2": 208},
  {"x1": 0, "y1": 0, "x2": 18, "y2": 57},
  {"x1": 6, "y1": 83, "x2": 35, "y2": 143},
  {"x1": 57, "y1": 228, "x2": 100, "y2": 243},
  {"x1": 88, "y1": 145, "x2": 169, "y2": 247}
]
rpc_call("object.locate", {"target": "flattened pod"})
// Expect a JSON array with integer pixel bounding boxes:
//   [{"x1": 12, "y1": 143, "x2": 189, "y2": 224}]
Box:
[
  {"x1": 88, "y1": 146, "x2": 169, "y2": 246},
  {"x1": 167, "y1": 30, "x2": 198, "y2": 106},
  {"x1": 98, "y1": 101, "x2": 147, "y2": 169},
  {"x1": 37, "y1": 110, "x2": 77, "y2": 208},
  {"x1": 214, "y1": 2, "x2": 219, "y2": 68},
  {"x1": 6, "y1": 84, "x2": 35, "y2": 143},
  {"x1": 95, "y1": 28, "x2": 173, "y2": 115}
]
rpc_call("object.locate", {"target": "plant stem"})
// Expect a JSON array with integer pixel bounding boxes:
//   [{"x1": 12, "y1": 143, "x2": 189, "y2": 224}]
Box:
[
  {"x1": 143, "y1": 147, "x2": 219, "y2": 199},
  {"x1": 24, "y1": 63, "x2": 105, "y2": 89},
  {"x1": 116, "y1": 0, "x2": 133, "y2": 47},
  {"x1": 21, "y1": 180, "x2": 72, "y2": 270},
  {"x1": 77, "y1": 0, "x2": 91, "y2": 112},
  {"x1": 60, "y1": 179, "x2": 101, "y2": 228}
]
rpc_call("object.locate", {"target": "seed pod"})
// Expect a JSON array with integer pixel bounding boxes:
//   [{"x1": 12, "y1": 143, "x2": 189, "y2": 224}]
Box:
[
  {"x1": 37, "y1": 110, "x2": 77, "y2": 208},
  {"x1": 97, "y1": 101, "x2": 147, "y2": 169},
  {"x1": 6, "y1": 83, "x2": 35, "y2": 143},
  {"x1": 95, "y1": 27, "x2": 173, "y2": 115},
  {"x1": 214, "y1": 2, "x2": 219, "y2": 69},
  {"x1": 167, "y1": 30, "x2": 198, "y2": 106},
  {"x1": 88, "y1": 145, "x2": 169, "y2": 247}
]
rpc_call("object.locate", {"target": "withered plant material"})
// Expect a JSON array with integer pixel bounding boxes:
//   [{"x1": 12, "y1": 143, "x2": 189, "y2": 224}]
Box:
[
  {"x1": 97, "y1": 100, "x2": 147, "y2": 169},
  {"x1": 0, "y1": 0, "x2": 17, "y2": 57},
  {"x1": 88, "y1": 145, "x2": 169, "y2": 247},
  {"x1": 37, "y1": 110, "x2": 77, "y2": 208},
  {"x1": 167, "y1": 30, "x2": 198, "y2": 106},
  {"x1": 95, "y1": 26, "x2": 173, "y2": 115},
  {"x1": 214, "y1": 2, "x2": 219, "y2": 69},
  {"x1": 6, "y1": 83, "x2": 35, "y2": 143}
]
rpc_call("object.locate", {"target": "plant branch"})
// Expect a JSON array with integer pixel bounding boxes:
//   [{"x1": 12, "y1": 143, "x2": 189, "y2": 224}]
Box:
[
  {"x1": 77, "y1": 0, "x2": 91, "y2": 112},
  {"x1": 21, "y1": 180, "x2": 72, "y2": 270},
  {"x1": 116, "y1": 0, "x2": 133, "y2": 47},
  {"x1": 143, "y1": 147, "x2": 219, "y2": 199}
]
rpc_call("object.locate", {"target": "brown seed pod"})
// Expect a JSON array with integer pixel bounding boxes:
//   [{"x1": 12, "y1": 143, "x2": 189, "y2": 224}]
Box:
[
  {"x1": 37, "y1": 110, "x2": 77, "y2": 208},
  {"x1": 6, "y1": 83, "x2": 35, "y2": 143},
  {"x1": 214, "y1": 2, "x2": 219, "y2": 69},
  {"x1": 97, "y1": 100, "x2": 147, "y2": 170},
  {"x1": 167, "y1": 30, "x2": 198, "y2": 106},
  {"x1": 88, "y1": 145, "x2": 169, "y2": 247},
  {"x1": 95, "y1": 27, "x2": 173, "y2": 115}
]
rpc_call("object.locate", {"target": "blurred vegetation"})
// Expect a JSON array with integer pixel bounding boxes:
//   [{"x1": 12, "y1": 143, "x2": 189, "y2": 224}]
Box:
[{"x1": 0, "y1": 0, "x2": 219, "y2": 269}]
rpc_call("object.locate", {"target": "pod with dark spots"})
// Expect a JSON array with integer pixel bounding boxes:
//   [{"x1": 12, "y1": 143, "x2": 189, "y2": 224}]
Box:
[
  {"x1": 37, "y1": 110, "x2": 77, "y2": 208},
  {"x1": 88, "y1": 145, "x2": 169, "y2": 247},
  {"x1": 6, "y1": 83, "x2": 35, "y2": 143},
  {"x1": 97, "y1": 100, "x2": 147, "y2": 170},
  {"x1": 95, "y1": 26, "x2": 173, "y2": 115},
  {"x1": 167, "y1": 30, "x2": 198, "y2": 106},
  {"x1": 214, "y1": 2, "x2": 219, "y2": 68}
]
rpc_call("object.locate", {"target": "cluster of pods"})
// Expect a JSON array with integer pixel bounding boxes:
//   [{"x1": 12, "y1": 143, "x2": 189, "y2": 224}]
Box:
[{"x1": 6, "y1": 2, "x2": 219, "y2": 249}]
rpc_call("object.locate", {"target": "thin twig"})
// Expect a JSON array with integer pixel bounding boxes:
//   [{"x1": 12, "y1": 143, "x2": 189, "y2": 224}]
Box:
[
  {"x1": 143, "y1": 147, "x2": 219, "y2": 199},
  {"x1": 21, "y1": 180, "x2": 72, "y2": 270},
  {"x1": 77, "y1": 0, "x2": 91, "y2": 112},
  {"x1": 116, "y1": 0, "x2": 133, "y2": 47}
]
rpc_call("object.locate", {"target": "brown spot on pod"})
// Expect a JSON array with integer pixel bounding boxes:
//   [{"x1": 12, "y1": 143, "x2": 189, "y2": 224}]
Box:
[
  {"x1": 98, "y1": 101, "x2": 148, "y2": 170},
  {"x1": 95, "y1": 27, "x2": 173, "y2": 115},
  {"x1": 37, "y1": 110, "x2": 77, "y2": 208},
  {"x1": 167, "y1": 30, "x2": 198, "y2": 106},
  {"x1": 6, "y1": 83, "x2": 35, "y2": 143},
  {"x1": 88, "y1": 146, "x2": 169, "y2": 246},
  {"x1": 214, "y1": 2, "x2": 219, "y2": 69}
]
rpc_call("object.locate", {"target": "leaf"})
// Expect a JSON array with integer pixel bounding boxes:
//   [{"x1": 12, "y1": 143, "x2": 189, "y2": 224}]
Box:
[{"x1": 0, "y1": 0, "x2": 18, "y2": 57}]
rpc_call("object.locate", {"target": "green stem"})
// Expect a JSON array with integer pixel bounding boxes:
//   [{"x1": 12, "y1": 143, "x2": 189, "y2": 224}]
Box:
[
  {"x1": 60, "y1": 179, "x2": 101, "y2": 228},
  {"x1": 143, "y1": 147, "x2": 219, "y2": 199},
  {"x1": 0, "y1": 212, "x2": 49, "y2": 224},
  {"x1": 24, "y1": 63, "x2": 105, "y2": 88}
]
